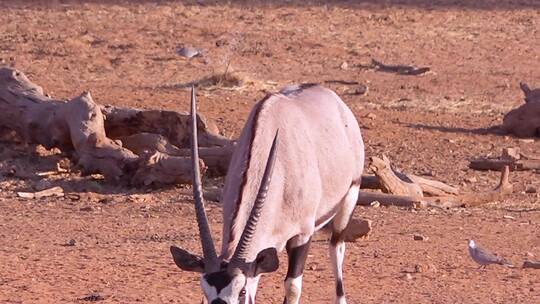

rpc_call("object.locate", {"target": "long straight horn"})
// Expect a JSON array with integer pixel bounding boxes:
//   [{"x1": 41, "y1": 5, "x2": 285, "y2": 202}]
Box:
[
  {"x1": 230, "y1": 131, "x2": 279, "y2": 266},
  {"x1": 190, "y1": 86, "x2": 219, "y2": 272}
]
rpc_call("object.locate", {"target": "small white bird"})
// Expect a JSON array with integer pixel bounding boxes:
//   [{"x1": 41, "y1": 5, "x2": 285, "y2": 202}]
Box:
[
  {"x1": 468, "y1": 239, "x2": 513, "y2": 269},
  {"x1": 176, "y1": 46, "x2": 203, "y2": 59}
]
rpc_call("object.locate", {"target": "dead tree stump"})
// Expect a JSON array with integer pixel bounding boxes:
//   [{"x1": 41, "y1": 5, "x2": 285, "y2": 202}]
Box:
[{"x1": 0, "y1": 67, "x2": 233, "y2": 185}]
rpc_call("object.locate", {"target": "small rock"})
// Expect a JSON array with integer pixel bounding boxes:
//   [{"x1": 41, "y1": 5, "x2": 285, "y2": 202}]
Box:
[
  {"x1": 466, "y1": 176, "x2": 477, "y2": 183},
  {"x1": 80, "y1": 293, "x2": 105, "y2": 301},
  {"x1": 402, "y1": 264, "x2": 423, "y2": 273},
  {"x1": 57, "y1": 158, "x2": 71, "y2": 172},
  {"x1": 413, "y1": 234, "x2": 428, "y2": 241},
  {"x1": 340, "y1": 61, "x2": 349, "y2": 70},
  {"x1": 66, "y1": 193, "x2": 81, "y2": 201},
  {"x1": 418, "y1": 169, "x2": 434, "y2": 177},
  {"x1": 525, "y1": 185, "x2": 537, "y2": 193},
  {"x1": 343, "y1": 219, "x2": 372, "y2": 242},
  {"x1": 62, "y1": 239, "x2": 76, "y2": 247},
  {"x1": 443, "y1": 138, "x2": 456, "y2": 144},
  {"x1": 503, "y1": 215, "x2": 515, "y2": 220},
  {"x1": 365, "y1": 113, "x2": 377, "y2": 120},
  {"x1": 370, "y1": 201, "x2": 380, "y2": 208},
  {"x1": 356, "y1": 84, "x2": 368, "y2": 95},
  {"x1": 502, "y1": 147, "x2": 521, "y2": 161},
  {"x1": 403, "y1": 273, "x2": 413, "y2": 280},
  {"x1": 99, "y1": 197, "x2": 113, "y2": 204}
]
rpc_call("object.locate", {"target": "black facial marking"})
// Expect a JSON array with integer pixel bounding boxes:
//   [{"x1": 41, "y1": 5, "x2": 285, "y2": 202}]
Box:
[
  {"x1": 285, "y1": 239, "x2": 312, "y2": 279},
  {"x1": 205, "y1": 270, "x2": 233, "y2": 293},
  {"x1": 336, "y1": 278, "x2": 345, "y2": 297},
  {"x1": 211, "y1": 299, "x2": 227, "y2": 304}
]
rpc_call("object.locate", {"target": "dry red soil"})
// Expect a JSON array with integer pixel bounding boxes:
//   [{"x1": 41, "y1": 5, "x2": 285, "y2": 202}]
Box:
[{"x1": 1, "y1": 1, "x2": 539, "y2": 303}]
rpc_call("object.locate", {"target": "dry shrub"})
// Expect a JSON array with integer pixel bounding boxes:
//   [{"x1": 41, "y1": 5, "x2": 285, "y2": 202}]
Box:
[{"x1": 195, "y1": 70, "x2": 245, "y2": 90}]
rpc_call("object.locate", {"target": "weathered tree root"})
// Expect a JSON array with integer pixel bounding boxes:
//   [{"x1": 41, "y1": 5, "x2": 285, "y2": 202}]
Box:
[
  {"x1": 362, "y1": 155, "x2": 459, "y2": 197},
  {"x1": 0, "y1": 67, "x2": 233, "y2": 185},
  {"x1": 119, "y1": 132, "x2": 234, "y2": 176},
  {"x1": 369, "y1": 155, "x2": 423, "y2": 197},
  {"x1": 357, "y1": 166, "x2": 512, "y2": 209}
]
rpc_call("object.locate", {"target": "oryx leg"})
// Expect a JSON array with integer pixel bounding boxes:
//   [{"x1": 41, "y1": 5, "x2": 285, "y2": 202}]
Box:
[
  {"x1": 283, "y1": 236, "x2": 312, "y2": 304},
  {"x1": 329, "y1": 183, "x2": 360, "y2": 304}
]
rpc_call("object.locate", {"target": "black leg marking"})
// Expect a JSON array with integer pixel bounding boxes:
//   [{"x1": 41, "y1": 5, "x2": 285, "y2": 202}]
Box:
[
  {"x1": 285, "y1": 238, "x2": 312, "y2": 280},
  {"x1": 330, "y1": 231, "x2": 344, "y2": 246},
  {"x1": 330, "y1": 230, "x2": 346, "y2": 301},
  {"x1": 336, "y1": 278, "x2": 344, "y2": 297},
  {"x1": 282, "y1": 238, "x2": 312, "y2": 303}
]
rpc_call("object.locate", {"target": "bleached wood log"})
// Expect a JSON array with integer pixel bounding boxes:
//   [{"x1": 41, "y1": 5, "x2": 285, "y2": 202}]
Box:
[
  {"x1": 469, "y1": 158, "x2": 540, "y2": 171},
  {"x1": 370, "y1": 155, "x2": 423, "y2": 197},
  {"x1": 102, "y1": 105, "x2": 231, "y2": 148},
  {"x1": 17, "y1": 186, "x2": 64, "y2": 199},
  {"x1": 132, "y1": 151, "x2": 196, "y2": 186},
  {"x1": 120, "y1": 132, "x2": 235, "y2": 176},
  {"x1": 357, "y1": 166, "x2": 512, "y2": 209},
  {"x1": 357, "y1": 191, "x2": 426, "y2": 208},
  {"x1": 360, "y1": 174, "x2": 459, "y2": 196},
  {"x1": 0, "y1": 67, "x2": 223, "y2": 184}
]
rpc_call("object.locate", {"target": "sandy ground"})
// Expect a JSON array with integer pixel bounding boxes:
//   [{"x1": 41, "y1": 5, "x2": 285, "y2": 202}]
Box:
[{"x1": 0, "y1": 1, "x2": 539, "y2": 303}]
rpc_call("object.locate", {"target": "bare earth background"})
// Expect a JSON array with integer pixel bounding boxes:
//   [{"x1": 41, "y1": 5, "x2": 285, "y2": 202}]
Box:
[{"x1": 0, "y1": 1, "x2": 539, "y2": 303}]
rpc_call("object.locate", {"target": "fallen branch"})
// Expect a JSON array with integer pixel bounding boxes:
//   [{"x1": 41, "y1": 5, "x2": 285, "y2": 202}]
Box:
[
  {"x1": 358, "y1": 166, "x2": 512, "y2": 209},
  {"x1": 361, "y1": 174, "x2": 459, "y2": 196},
  {"x1": 323, "y1": 80, "x2": 360, "y2": 85},
  {"x1": 469, "y1": 159, "x2": 540, "y2": 171},
  {"x1": 369, "y1": 59, "x2": 430, "y2": 76},
  {"x1": 523, "y1": 260, "x2": 540, "y2": 269},
  {"x1": 357, "y1": 191, "x2": 425, "y2": 208},
  {"x1": 17, "y1": 186, "x2": 64, "y2": 199},
  {"x1": 469, "y1": 147, "x2": 540, "y2": 172}
]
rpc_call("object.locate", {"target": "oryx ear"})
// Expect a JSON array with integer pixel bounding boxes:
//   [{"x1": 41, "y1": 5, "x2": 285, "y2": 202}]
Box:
[
  {"x1": 170, "y1": 246, "x2": 205, "y2": 273},
  {"x1": 520, "y1": 82, "x2": 531, "y2": 96},
  {"x1": 254, "y1": 247, "x2": 279, "y2": 275}
]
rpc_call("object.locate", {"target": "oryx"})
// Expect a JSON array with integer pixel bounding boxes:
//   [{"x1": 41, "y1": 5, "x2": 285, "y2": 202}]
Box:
[{"x1": 170, "y1": 84, "x2": 365, "y2": 304}]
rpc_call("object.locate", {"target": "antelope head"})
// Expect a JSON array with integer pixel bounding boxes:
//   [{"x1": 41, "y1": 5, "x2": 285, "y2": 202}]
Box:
[{"x1": 170, "y1": 87, "x2": 280, "y2": 304}]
